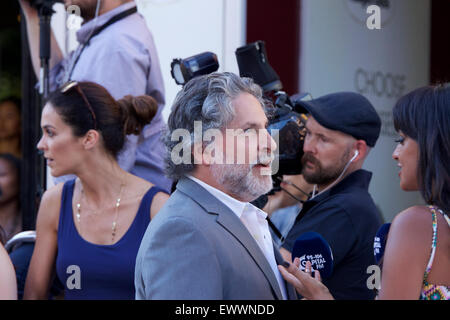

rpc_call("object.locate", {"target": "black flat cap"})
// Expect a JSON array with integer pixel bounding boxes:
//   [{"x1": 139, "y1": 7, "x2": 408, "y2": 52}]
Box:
[{"x1": 297, "y1": 92, "x2": 381, "y2": 147}]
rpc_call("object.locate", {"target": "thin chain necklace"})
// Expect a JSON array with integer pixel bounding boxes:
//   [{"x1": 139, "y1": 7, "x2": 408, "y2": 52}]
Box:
[{"x1": 76, "y1": 180, "x2": 126, "y2": 243}]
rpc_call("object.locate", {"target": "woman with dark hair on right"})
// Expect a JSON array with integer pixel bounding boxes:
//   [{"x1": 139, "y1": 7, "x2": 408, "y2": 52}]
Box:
[
  {"x1": 24, "y1": 81, "x2": 169, "y2": 300},
  {"x1": 278, "y1": 84, "x2": 450, "y2": 300}
]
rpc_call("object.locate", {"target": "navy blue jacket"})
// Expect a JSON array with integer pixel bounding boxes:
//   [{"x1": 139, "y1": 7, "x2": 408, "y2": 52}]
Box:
[{"x1": 283, "y1": 169, "x2": 382, "y2": 300}]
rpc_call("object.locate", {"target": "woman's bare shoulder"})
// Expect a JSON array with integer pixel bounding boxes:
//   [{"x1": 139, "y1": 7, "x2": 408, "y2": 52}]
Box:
[
  {"x1": 36, "y1": 182, "x2": 65, "y2": 229},
  {"x1": 125, "y1": 175, "x2": 169, "y2": 218},
  {"x1": 42, "y1": 182, "x2": 64, "y2": 200},
  {"x1": 0, "y1": 244, "x2": 16, "y2": 299},
  {"x1": 389, "y1": 205, "x2": 433, "y2": 248},
  {"x1": 127, "y1": 174, "x2": 152, "y2": 192},
  {"x1": 393, "y1": 205, "x2": 433, "y2": 226},
  {"x1": 128, "y1": 174, "x2": 169, "y2": 196}
]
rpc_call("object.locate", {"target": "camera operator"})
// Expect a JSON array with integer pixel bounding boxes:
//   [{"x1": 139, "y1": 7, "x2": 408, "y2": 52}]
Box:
[
  {"x1": 280, "y1": 92, "x2": 383, "y2": 300},
  {"x1": 19, "y1": 0, "x2": 171, "y2": 192}
]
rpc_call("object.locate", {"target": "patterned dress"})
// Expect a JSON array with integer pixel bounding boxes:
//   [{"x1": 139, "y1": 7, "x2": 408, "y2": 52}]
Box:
[{"x1": 419, "y1": 206, "x2": 450, "y2": 300}]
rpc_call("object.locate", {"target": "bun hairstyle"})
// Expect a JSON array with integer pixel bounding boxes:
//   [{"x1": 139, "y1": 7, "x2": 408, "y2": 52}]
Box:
[
  {"x1": 47, "y1": 81, "x2": 158, "y2": 158},
  {"x1": 117, "y1": 95, "x2": 158, "y2": 136}
]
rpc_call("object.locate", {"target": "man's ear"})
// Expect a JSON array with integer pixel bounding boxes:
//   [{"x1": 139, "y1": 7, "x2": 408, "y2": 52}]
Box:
[
  {"x1": 82, "y1": 129, "x2": 100, "y2": 150},
  {"x1": 354, "y1": 140, "x2": 368, "y2": 161}
]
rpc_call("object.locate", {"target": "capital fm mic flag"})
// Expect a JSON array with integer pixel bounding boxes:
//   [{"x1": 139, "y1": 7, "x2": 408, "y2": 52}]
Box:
[
  {"x1": 374, "y1": 223, "x2": 391, "y2": 264},
  {"x1": 292, "y1": 231, "x2": 334, "y2": 279}
]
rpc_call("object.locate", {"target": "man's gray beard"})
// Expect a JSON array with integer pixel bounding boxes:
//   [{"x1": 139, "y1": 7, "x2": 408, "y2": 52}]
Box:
[
  {"x1": 301, "y1": 148, "x2": 352, "y2": 186},
  {"x1": 211, "y1": 163, "x2": 273, "y2": 202}
]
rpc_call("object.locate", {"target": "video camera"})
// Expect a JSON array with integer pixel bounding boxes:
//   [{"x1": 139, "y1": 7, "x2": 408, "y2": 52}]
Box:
[{"x1": 170, "y1": 41, "x2": 311, "y2": 207}]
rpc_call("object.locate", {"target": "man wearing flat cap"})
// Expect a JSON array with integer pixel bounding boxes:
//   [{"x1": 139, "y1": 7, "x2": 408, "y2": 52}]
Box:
[{"x1": 280, "y1": 92, "x2": 383, "y2": 300}]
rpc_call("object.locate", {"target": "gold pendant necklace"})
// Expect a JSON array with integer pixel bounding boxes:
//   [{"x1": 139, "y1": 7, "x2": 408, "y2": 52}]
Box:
[{"x1": 76, "y1": 180, "x2": 126, "y2": 243}]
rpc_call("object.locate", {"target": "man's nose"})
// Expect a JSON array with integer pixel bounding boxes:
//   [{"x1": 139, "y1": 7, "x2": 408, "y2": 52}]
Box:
[
  {"x1": 303, "y1": 136, "x2": 315, "y2": 154},
  {"x1": 260, "y1": 128, "x2": 277, "y2": 153}
]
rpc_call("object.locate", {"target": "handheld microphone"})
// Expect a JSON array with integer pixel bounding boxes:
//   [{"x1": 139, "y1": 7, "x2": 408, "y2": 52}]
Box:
[
  {"x1": 291, "y1": 231, "x2": 334, "y2": 279},
  {"x1": 374, "y1": 223, "x2": 391, "y2": 264}
]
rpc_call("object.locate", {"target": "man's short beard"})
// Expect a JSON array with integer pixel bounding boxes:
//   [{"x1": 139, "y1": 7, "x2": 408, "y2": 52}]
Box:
[
  {"x1": 211, "y1": 163, "x2": 273, "y2": 202},
  {"x1": 301, "y1": 147, "x2": 352, "y2": 186}
]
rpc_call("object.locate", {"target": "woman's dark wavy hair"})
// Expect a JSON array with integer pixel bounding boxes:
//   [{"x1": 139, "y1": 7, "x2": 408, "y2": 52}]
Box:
[
  {"x1": 393, "y1": 84, "x2": 450, "y2": 214},
  {"x1": 46, "y1": 82, "x2": 157, "y2": 158}
]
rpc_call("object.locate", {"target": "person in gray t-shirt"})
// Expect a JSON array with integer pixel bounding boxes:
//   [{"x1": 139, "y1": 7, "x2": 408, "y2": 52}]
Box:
[{"x1": 19, "y1": 0, "x2": 171, "y2": 192}]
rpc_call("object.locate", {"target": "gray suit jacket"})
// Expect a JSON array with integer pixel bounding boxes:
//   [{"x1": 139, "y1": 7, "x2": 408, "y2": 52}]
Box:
[{"x1": 135, "y1": 178, "x2": 297, "y2": 299}]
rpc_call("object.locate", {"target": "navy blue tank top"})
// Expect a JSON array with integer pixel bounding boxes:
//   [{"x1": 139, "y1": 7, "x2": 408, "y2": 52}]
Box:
[{"x1": 56, "y1": 179, "x2": 165, "y2": 300}]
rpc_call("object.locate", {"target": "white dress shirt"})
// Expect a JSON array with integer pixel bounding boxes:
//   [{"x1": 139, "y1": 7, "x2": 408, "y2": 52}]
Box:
[{"x1": 187, "y1": 176, "x2": 288, "y2": 300}]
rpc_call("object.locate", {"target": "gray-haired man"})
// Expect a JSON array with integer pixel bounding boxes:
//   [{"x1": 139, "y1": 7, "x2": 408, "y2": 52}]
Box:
[{"x1": 135, "y1": 72, "x2": 297, "y2": 300}]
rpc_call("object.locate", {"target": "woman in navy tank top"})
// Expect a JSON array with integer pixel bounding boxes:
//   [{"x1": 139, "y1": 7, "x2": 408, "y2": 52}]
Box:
[{"x1": 23, "y1": 81, "x2": 169, "y2": 299}]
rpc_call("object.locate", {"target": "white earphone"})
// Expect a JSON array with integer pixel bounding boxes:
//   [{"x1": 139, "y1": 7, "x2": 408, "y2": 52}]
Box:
[
  {"x1": 311, "y1": 150, "x2": 359, "y2": 199},
  {"x1": 350, "y1": 150, "x2": 359, "y2": 163}
]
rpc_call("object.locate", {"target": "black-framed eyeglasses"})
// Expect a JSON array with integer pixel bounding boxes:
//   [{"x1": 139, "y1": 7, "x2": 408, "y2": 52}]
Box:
[{"x1": 60, "y1": 81, "x2": 97, "y2": 130}]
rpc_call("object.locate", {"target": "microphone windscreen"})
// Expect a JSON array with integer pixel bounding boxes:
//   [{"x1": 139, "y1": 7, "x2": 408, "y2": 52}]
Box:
[
  {"x1": 291, "y1": 231, "x2": 334, "y2": 279},
  {"x1": 374, "y1": 223, "x2": 391, "y2": 264}
]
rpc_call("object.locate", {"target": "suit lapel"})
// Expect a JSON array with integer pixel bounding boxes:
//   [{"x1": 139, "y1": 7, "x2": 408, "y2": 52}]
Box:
[
  {"x1": 215, "y1": 210, "x2": 284, "y2": 300},
  {"x1": 273, "y1": 244, "x2": 298, "y2": 300},
  {"x1": 176, "y1": 178, "x2": 284, "y2": 300}
]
